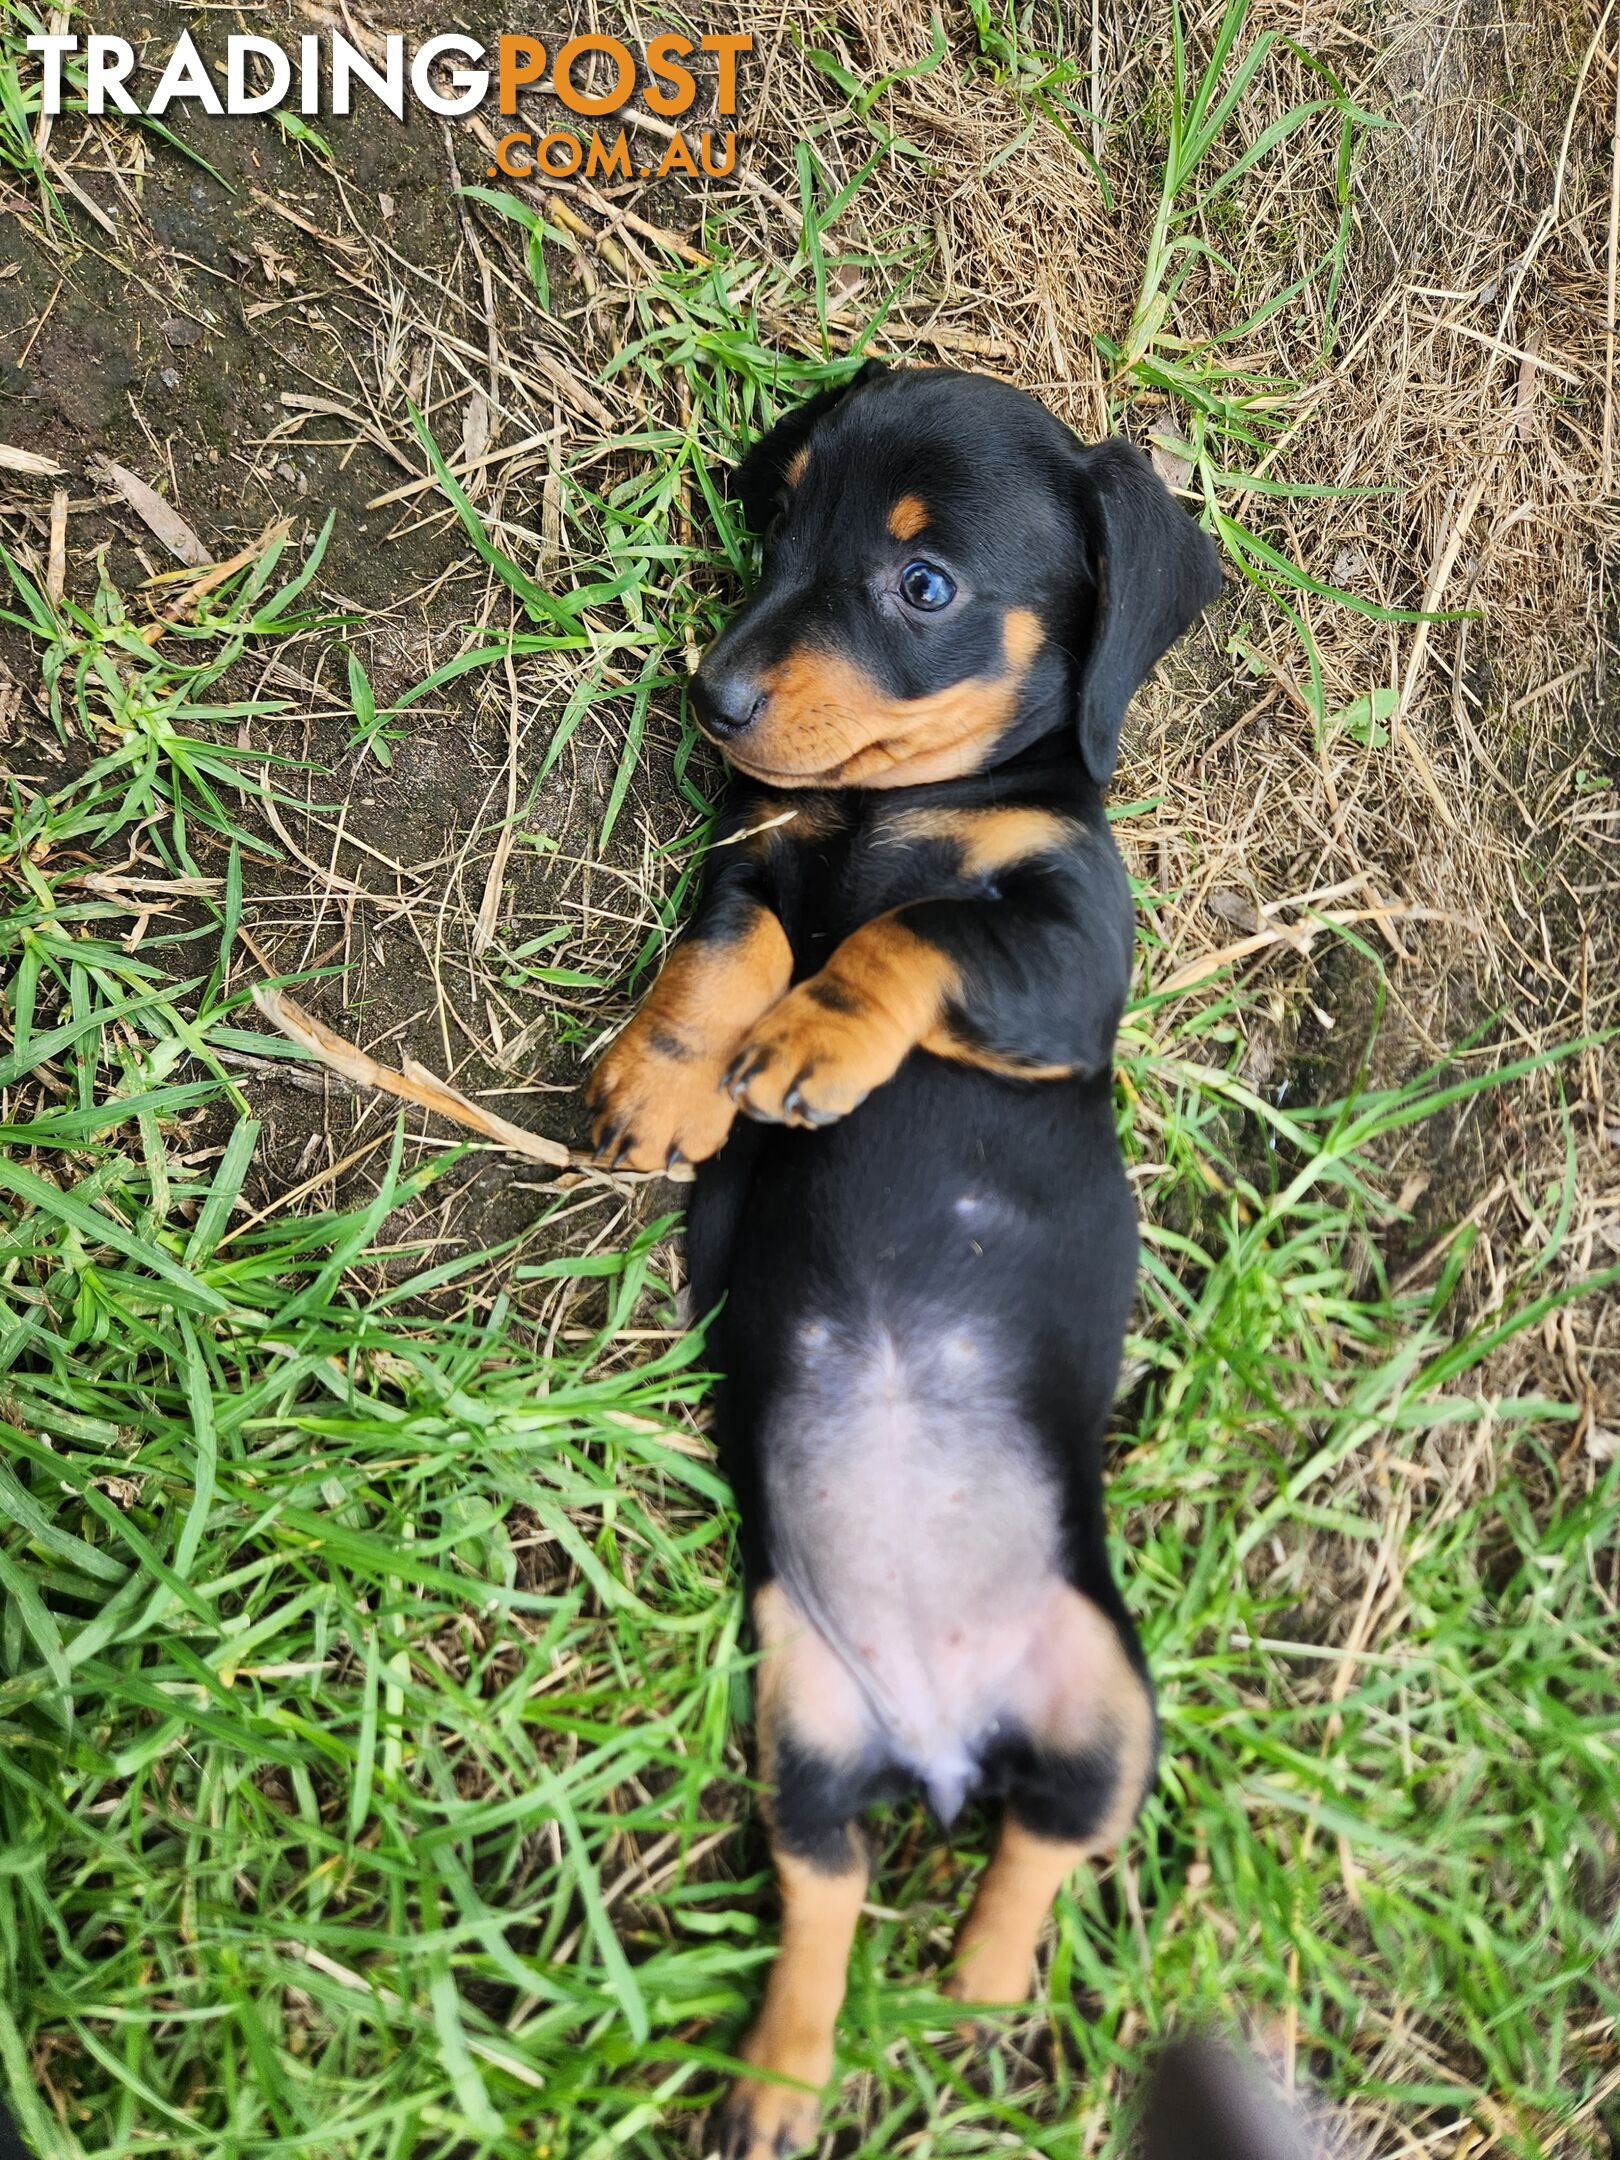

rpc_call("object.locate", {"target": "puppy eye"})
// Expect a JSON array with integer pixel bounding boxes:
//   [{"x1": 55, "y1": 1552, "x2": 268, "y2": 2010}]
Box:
[{"x1": 899, "y1": 560, "x2": 955, "y2": 611}]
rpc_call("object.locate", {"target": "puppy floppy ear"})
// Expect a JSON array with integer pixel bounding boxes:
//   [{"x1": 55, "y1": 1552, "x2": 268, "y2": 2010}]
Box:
[
  {"x1": 729, "y1": 359, "x2": 889, "y2": 534},
  {"x1": 1071, "y1": 440, "x2": 1222, "y2": 788}
]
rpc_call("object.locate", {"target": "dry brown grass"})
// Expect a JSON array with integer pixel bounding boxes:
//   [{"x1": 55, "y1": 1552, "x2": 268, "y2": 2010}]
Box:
[{"x1": 728, "y1": 0, "x2": 1619, "y2": 1426}]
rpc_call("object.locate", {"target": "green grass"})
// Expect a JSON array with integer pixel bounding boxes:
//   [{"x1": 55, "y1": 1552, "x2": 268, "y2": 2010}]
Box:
[
  {"x1": 4, "y1": 611, "x2": 1615, "y2": 2154},
  {"x1": 2, "y1": 2, "x2": 1618, "y2": 2156}
]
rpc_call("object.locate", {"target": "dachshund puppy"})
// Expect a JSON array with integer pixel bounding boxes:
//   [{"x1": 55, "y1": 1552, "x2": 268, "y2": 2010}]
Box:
[{"x1": 587, "y1": 364, "x2": 1221, "y2": 2158}]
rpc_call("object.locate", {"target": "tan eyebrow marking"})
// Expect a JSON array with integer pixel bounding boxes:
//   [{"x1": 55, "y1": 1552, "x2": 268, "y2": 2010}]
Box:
[{"x1": 887, "y1": 495, "x2": 928, "y2": 542}]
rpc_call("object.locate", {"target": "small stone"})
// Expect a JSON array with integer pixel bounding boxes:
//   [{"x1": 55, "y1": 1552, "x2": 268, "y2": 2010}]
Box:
[{"x1": 1208, "y1": 888, "x2": 1260, "y2": 932}]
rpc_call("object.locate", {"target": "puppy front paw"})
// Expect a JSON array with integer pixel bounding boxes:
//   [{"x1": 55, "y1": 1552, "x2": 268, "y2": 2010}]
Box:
[
  {"x1": 587, "y1": 1022, "x2": 736, "y2": 1173},
  {"x1": 723, "y1": 982, "x2": 907, "y2": 1129}
]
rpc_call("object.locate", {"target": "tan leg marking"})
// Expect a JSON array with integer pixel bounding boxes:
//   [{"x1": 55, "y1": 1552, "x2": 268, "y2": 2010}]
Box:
[
  {"x1": 726, "y1": 913, "x2": 958, "y2": 1128},
  {"x1": 944, "y1": 1817, "x2": 1086, "y2": 2009},
  {"x1": 947, "y1": 1588, "x2": 1155, "y2": 2012},
  {"x1": 718, "y1": 1586, "x2": 871, "y2": 2158},
  {"x1": 720, "y1": 1845, "x2": 866, "y2": 2158},
  {"x1": 724, "y1": 800, "x2": 1084, "y2": 1109},
  {"x1": 586, "y1": 907, "x2": 792, "y2": 1171}
]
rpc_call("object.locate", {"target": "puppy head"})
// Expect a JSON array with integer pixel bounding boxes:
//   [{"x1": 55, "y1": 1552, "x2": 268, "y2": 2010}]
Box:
[{"x1": 693, "y1": 365, "x2": 1222, "y2": 791}]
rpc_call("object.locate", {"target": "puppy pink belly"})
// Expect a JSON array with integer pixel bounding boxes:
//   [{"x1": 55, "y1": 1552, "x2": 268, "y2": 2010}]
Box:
[{"x1": 764, "y1": 1320, "x2": 1065, "y2": 1804}]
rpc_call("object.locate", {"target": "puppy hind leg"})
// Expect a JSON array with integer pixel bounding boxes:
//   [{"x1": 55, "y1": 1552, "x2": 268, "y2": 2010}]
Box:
[
  {"x1": 944, "y1": 1813, "x2": 1086, "y2": 2009},
  {"x1": 716, "y1": 1583, "x2": 876, "y2": 2160},
  {"x1": 946, "y1": 1583, "x2": 1156, "y2": 2013},
  {"x1": 719, "y1": 1831, "x2": 868, "y2": 2160}
]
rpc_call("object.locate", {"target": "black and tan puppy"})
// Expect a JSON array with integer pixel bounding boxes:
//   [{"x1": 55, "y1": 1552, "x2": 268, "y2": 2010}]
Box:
[{"x1": 587, "y1": 364, "x2": 1221, "y2": 2157}]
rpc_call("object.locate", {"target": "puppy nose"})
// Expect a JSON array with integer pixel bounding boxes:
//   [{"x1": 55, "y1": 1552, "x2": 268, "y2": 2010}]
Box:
[{"x1": 693, "y1": 665, "x2": 766, "y2": 738}]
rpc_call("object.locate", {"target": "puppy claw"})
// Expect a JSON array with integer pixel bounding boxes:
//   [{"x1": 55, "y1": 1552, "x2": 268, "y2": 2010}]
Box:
[
  {"x1": 722, "y1": 1051, "x2": 766, "y2": 1097},
  {"x1": 781, "y1": 1080, "x2": 865, "y2": 1129},
  {"x1": 708, "y1": 2088, "x2": 821, "y2": 2160},
  {"x1": 587, "y1": 1030, "x2": 742, "y2": 1172},
  {"x1": 723, "y1": 975, "x2": 904, "y2": 1132},
  {"x1": 713, "y1": 2118, "x2": 759, "y2": 2160}
]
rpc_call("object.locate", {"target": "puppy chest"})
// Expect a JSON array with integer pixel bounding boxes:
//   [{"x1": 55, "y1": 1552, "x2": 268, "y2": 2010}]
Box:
[{"x1": 773, "y1": 802, "x2": 995, "y2": 959}]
